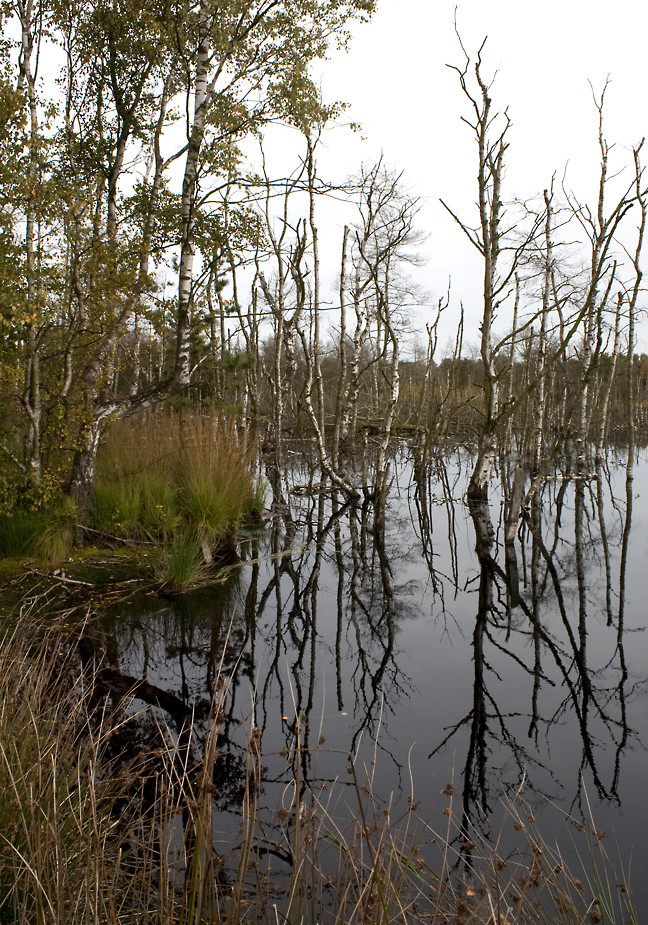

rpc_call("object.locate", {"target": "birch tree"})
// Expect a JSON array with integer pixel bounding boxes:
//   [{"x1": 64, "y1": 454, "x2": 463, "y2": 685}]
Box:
[
  {"x1": 336, "y1": 161, "x2": 422, "y2": 491},
  {"x1": 446, "y1": 41, "x2": 644, "y2": 504},
  {"x1": 443, "y1": 40, "x2": 519, "y2": 500},
  {"x1": 1, "y1": 0, "x2": 377, "y2": 514}
]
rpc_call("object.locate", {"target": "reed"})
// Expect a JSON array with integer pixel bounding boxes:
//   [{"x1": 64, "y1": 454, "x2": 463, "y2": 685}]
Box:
[
  {"x1": 0, "y1": 610, "x2": 637, "y2": 925},
  {"x1": 0, "y1": 495, "x2": 78, "y2": 562},
  {"x1": 92, "y1": 410, "x2": 260, "y2": 573},
  {"x1": 0, "y1": 615, "x2": 140, "y2": 923}
]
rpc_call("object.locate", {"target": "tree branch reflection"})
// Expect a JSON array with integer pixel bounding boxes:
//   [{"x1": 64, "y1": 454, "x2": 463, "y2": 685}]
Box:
[{"x1": 422, "y1": 452, "x2": 636, "y2": 833}]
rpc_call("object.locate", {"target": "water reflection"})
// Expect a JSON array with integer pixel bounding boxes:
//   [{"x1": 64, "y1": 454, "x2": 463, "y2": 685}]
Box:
[
  {"x1": 425, "y1": 462, "x2": 635, "y2": 843},
  {"x1": 253, "y1": 472, "x2": 409, "y2": 790},
  {"x1": 82, "y1": 445, "x2": 648, "y2": 894}
]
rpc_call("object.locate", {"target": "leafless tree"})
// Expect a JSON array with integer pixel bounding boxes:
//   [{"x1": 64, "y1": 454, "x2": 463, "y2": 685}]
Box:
[{"x1": 443, "y1": 38, "x2": 540, "y2": 499}]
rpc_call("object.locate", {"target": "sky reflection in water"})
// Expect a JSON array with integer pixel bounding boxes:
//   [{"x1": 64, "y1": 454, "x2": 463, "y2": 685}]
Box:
[{"x1": 92, "y1": 446, "x2": 648, "y2": 909}]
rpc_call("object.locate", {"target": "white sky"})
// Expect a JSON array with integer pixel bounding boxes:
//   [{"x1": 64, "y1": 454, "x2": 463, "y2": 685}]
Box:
[
  {"x1": 311, "y1": 0, "x2": 648, "y2": 355},
  {"x1": 17, "y1": 0, "x2": 648, "y2": 355}
]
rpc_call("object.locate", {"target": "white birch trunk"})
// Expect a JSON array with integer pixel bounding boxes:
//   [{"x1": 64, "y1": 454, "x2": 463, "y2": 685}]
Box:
[
  {"x1": 17, "y1": 0, "x2": 43, "y2": 485},
  {"x1": 332, "y1": 226, "x2": 349, "y2": 467},
  {"x1": 175, "y1": 7, "x2": 212, "y2": 390}
]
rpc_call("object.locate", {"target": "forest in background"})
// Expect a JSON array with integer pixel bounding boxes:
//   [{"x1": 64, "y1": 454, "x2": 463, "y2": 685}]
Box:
[{"x1": 0, "y1": 0, "x2": 647, "y2": 531}]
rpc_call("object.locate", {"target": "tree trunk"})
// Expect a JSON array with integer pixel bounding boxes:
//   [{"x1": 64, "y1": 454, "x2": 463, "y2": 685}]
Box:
[{"x1": 67, "y1": 419, "x2": 104, "y2": 515}]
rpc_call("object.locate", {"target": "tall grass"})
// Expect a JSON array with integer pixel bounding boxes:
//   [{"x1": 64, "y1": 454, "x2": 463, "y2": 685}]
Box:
[
  {"x1": 176, "y1": 414, "x2": 256, "y2": 545},
  {"x1": 93, "y1": 410, "x2": 262, "y2": 585},
  {"x1": 0, "y1": 610, "x2": 637, "y2": 925},
  {"x1": 0, "y1": 616, "x2": 138, "y2": 923},
  {"x1": 0, "y1": 511, "x2": 41, "y2": 557},
  {"x1": 0, "y1": 496, "x2": 78, "y2": 563},
  {"x1": 33, "y1": 496, "x2": 79, "y2": 563},
  {"x1": 0, "y1": 411, "x2": 261, "y2": 574}
]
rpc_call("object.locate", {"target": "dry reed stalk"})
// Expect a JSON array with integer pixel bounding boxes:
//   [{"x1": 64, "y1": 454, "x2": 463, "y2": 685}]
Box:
[{"x1": 0, "y1": 608, "x2": 637, "y2": 925}]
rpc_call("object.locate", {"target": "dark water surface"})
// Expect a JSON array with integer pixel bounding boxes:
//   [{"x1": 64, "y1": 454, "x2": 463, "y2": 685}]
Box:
[{"x1": 93, "y1": 446, "x2": 648, "y2": 910}]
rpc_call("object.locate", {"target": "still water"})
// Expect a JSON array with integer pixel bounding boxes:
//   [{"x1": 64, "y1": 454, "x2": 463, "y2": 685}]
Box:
[{"x1": 90, "y1": 445, "x2": 648, "y2": 909}]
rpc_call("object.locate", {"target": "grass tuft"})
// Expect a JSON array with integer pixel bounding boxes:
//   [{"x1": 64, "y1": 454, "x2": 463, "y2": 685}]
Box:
[
  {"x1": 91, "y1": 409, "x2": 260, "y2": 585},
  {"x1": 0, "y1": 510, "x2": 41, "y2": 557},
  {"x1": 33, "y1": 496, "x2": 79, "y2": 563},
  {"x1": 154, "y1": 528, "x2": 205, "y2": 592}
]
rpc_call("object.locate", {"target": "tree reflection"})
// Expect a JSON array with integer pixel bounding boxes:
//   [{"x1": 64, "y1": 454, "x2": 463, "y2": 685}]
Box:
[
  {"x1": 79, "y1": 443, "x2": 641, "y2": 874},
  {"x1": 428, "y1": 493, "x2": 557, "y2": 830},
  {"x1": 420, "y1": 450, "x2": 635, "y2": 835},
  {"x1": 252, "y1": 466, "x2": 410, "y2": 795}
]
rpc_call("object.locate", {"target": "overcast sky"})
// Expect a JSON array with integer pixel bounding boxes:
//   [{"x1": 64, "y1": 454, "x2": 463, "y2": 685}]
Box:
[{"x1": 311, "y1": 0, "x2": 648, "y2": 354}]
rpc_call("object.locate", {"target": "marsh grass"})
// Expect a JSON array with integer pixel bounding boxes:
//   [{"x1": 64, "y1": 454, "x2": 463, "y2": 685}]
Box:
[
  {"x1": 175, "y1": 413, "x2": 258, "y2": 545},
  {"x1": 153, "y1": 527, "x2": 206, "y2": 591},
  {"x1": 0, "y1": 612, "x2": 637, "y2": 925},
  {"x1": 416, "y1": 789, "x2": 639, "y2": 925},
  {"x1": 92, "y1": 410, "x2": 260, "y2": 584},
  {"x1": 0, "y1": 615, "x2": 144, "y2": 923},
  {"x1": 33, "y1": 496, "x2": 79, "y2": 563},
  {"x1": 91, "y1": 480, "x2": 144, "y2": 539},
  {"x1": 0, "y1": 411, "x2": 259, "y2": 576},
  {"x1": 0, "y1": 510, "x2": 41, "y2": 557},
  {"x1": 0, "y1": 495, "x2": 78, "y2": 563},
  {"x1": 139, "y1": 473, "x2": 182, "y2": 541}
]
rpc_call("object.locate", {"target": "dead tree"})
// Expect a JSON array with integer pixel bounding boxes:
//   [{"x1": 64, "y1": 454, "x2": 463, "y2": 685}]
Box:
[
  {"x1": 446, "y1": 42, "x2": 644, "y2": 507},
  {"x1": 443, "y1": 39, "x2": 529, "y2": 500},
  {"x1": 334, "y1": 160, "x2": 423, "y2": 496}
]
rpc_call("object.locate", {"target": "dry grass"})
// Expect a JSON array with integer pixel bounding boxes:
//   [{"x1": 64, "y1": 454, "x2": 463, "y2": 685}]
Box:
[
  {"x1": 92, "y1": 409, "x2": 263, "y2": 586},
  {"x1": 0, "y1": 611, "x2": 637, "y2": 925}
]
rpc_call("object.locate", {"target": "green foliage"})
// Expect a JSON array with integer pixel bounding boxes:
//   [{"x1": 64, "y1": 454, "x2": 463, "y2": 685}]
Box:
[
  {"x1": 0, "y1": 467, "x2": 65, "y2": 518},
  {"x1": 124, "y1": 180, "x2": 183, "y2": 258},
  {"x1": 0, "y1": 0, "x2": 378, "y2": 504},
  {"x1": 220, "y1": 349, "x2": 257, "y2": 373},
  {"x1": 194, "y1": 203, "x2": 266, "y2": 259}
]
